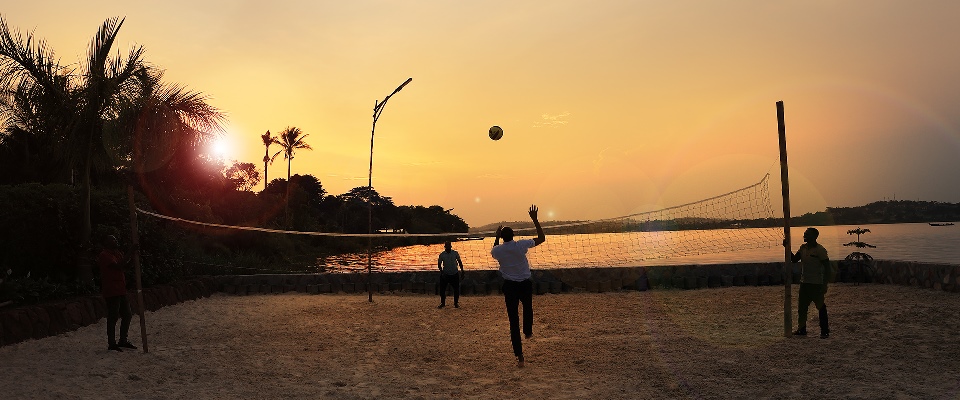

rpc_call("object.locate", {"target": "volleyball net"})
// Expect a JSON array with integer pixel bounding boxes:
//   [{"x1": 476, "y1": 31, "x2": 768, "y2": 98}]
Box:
[{"x1": 136, "y1": 173, "x2": 782, "y2": 273}]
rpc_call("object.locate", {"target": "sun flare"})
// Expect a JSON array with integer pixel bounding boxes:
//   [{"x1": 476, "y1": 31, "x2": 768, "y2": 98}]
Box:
[{"x1": 211, "y1": 138, "x2": 231, "y2": 159}]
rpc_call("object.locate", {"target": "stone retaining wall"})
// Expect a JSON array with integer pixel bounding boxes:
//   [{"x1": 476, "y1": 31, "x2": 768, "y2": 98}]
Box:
[
  {"x1": 2, "y1": 260, "x2": 956, "y2": 347},
  {"x1": 0, "y1": 277, "x2": 217, "y2": 347},
  {"x1": 215, "y1": 262, "x2": 799, "y2": 296},
  {"x1": 874, "y1": 260, "x2": 960, "y2": 292}
]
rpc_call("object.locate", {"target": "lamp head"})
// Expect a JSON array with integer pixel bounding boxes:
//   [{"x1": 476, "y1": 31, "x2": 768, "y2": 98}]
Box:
[{"x1": 393, "y1": 77, "x2": 412, "y2": 95}]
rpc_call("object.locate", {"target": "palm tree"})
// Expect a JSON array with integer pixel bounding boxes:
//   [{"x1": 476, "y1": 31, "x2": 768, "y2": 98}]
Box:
[
  {"x1": 0, "y1": 17, "x2": 224, "y2": 282},
  {"x1": 260, "y1": 130, "x2": 276, "y2": 189},
  {"x1": 271, "y1": 126, "x2": 312, "y2": 226},
  {"x1": 76, "y1": 18, "x2": 149, "y2": 251},
  {"x1": 1, "y1": 17, "x2": 149, "y2": 281}
]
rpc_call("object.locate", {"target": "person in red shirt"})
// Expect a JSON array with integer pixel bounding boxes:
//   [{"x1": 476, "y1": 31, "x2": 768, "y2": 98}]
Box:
[{"x1": 97, "y1": 235, "x2": 136, "y2": 352}]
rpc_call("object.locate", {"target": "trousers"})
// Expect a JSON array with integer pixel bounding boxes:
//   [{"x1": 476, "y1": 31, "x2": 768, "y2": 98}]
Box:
[
  {"x1": 797, "y1": 283, "x2": 829, "y2": 333},
  {"x1": 105, "y1": 294, "x2": 132, "y2": 345},
  {"x1": 438, "y1": 273, "x2": 460, "y2": 305},
  {"x1": 502, "y1": 279, "x2": 533, "y2": 360}
]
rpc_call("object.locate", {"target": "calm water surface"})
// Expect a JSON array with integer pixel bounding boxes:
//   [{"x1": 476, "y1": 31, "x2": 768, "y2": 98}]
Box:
[{"x1": 319, "y1": 223, "x2": 960, "y2": 272}]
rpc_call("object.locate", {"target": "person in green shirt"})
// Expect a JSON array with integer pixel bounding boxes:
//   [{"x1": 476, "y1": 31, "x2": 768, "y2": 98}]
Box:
[{"x1": 786, "y1": 227, "x2": 831, "y2": 339}]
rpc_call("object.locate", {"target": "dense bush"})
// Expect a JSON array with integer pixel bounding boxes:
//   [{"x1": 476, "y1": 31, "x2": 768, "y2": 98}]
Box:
[
  {"x1": 0, "y1": 184, "x2": 125, "y2": 304},
  {"x1": 0, "y1": 184, "x2": 79, "y2": 282}
]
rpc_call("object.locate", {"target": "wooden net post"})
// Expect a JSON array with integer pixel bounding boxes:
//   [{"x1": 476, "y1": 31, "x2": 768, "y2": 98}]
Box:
[
  {"x1": 777, "y1": 100, "x2": 793, "y2": 338},
  {"x1": 127, "y1": 185, "x2": 149, "y2": 353}
]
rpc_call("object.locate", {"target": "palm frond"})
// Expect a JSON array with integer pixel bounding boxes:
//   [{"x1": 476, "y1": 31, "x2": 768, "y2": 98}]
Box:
[
  {"x1": 154, "y1": 83, "x2": 226, "y2": 140},
  {"x1": 292, "y1": 134, "x2": 312, "y2": 150},
  {"x1": 86, "y1": 17, "x2": 123, "y2": 81},
  {"x1": 0, "y1": 16, "x2": 71, "y2": 98},
  {"x1": 261, "y1": 130, "x2": 275, "y2": 146}
]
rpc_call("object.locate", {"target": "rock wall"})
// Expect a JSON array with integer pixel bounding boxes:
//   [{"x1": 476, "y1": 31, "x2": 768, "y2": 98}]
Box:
[
  {"x1": 0, "y1": 277, "x2": 216, "y2": 347},
  {"x1": 216, "y1": 262, "x2": 801, "y2": 295},
  {"x1": 874, "y1": 260, "x2": 960, "y2": 292}
]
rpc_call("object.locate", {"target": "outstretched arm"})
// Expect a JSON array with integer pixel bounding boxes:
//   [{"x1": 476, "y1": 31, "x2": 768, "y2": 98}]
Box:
[
  {"x1": 493, "y1": 225, "x2": 502, "y2": 249},
  {"x1": 529, "y1": 205, "x2": 545, "y2": 246}
]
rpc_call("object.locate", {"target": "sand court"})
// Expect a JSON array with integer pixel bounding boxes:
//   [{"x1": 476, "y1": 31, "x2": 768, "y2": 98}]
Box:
[{"x1": 2, "y1": 284, "x2": 959, "y2": 399}]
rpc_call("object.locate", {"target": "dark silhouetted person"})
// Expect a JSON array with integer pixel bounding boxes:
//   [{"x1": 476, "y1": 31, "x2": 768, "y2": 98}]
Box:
[
  {"x1": 491, "y1": 204, "x2": 546, "y2": 368},
  {"x1": 97, "y1": 235, "x2": 137, "y2": 351},
  {"x1": 437, "y1": 240, "x2": 464, "y2": 308},
  {"x1": 786, "y1": 227, "x2": 831, "y2": 339}
]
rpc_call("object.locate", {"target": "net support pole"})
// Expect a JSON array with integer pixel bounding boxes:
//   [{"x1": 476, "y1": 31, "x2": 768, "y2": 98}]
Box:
[
  {"x1": 367, "y1": 203, "x2": 374, "y2": 302},
  {"x1": 127, "y1": 185, "x2": 149, "y2": 353},
  {"x1": 776, "y1": 100, "x2": 793, "y2": 338}
]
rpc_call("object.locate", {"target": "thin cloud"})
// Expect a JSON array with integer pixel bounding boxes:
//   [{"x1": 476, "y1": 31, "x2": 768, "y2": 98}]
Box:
[
  {"x1": 476, "y1": 173, "x2": 506, "y2": 179},
  {"x1": 532, "y1": 112, "x2": 570, "y2": 128},
  {"x1": 592, "y1": 147, "x2": 615, "y2": 174}
]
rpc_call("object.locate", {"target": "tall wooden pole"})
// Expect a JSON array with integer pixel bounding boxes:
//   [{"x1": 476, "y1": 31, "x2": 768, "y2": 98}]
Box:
[
  {"x1": 365, "y1": 78, "x2": 412, "y2": 303},
  {"x1": 777, "y1": 101, "x2": 793, "y2": 338},
  {"x1": 367, "y1": 100, "x2": 378, "y2": 303},
  {"x1": 127, "y1": 185, "x2": 149, "y2": 353}
]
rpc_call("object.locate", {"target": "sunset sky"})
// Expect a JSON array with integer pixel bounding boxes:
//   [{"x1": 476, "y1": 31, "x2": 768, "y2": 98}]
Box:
[{"x1": 6, "y1": 1, "x2": 960, "y2": 227}]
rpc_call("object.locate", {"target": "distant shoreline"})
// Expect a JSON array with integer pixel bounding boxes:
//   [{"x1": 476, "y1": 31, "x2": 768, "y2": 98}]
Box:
[{"x1": 470, "y1": 200, "x2": 960, "y2": 233}]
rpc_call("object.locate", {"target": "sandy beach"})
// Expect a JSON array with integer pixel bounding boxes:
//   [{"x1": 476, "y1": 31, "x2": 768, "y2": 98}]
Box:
[{"x1": 2, "y1": 283, "x2": 959, "y2": 399}]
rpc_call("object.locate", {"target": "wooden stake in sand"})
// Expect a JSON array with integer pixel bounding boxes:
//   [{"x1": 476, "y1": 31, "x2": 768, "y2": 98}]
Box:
[
  {"x1": 776, "y1": 100, "x2": 793, "y2": 338},
  {"x1": 127, "y1": 185, "x2": 149, "y2": 353}
]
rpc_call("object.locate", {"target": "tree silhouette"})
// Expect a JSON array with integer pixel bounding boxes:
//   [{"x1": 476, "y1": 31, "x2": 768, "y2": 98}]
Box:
[
  {"x1": 260, "y1": 130, "x2": 276, "y2": 190},
  {"x1": 1, "y1": 17, "x2": 144, "y2": 252},
  {"x1": 337, "y1": 186, "x2": 396, "y2": 233},
  {"x1": 225, "y1": 161, "x2": 261, "y2": 191},
  {"x1": 271, "y1": 127, "x2": 312, "y2": 227}
]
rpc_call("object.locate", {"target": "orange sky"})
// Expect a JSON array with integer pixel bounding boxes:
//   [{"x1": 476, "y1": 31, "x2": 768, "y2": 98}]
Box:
[{"x1": 6, "y1": 1, "x2": 960, "y2": 226}]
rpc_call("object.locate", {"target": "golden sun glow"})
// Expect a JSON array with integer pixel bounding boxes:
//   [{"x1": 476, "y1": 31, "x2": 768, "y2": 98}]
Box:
[{"x1": 211, "y1": 138, "x2": 232, "y2": 160}]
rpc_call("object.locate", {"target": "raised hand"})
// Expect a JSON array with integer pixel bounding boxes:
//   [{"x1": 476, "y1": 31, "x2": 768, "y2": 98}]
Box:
[{"x1": 529, "y1": 205, "x2": 545, "y2": 245}]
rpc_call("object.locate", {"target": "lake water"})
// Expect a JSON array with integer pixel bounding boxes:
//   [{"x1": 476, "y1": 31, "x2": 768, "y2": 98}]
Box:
[{"x1": 318, "y1": 223, "x2": 960, "y2": 272}]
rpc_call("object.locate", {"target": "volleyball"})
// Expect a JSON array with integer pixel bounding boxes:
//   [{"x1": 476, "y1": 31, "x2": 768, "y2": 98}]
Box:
[{"x1": 489, "y1": 126, "x2": 503, "y2": 141}]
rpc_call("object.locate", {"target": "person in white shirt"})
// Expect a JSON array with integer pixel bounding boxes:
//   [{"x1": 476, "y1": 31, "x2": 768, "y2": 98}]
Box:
[
  {"x1": 437, "y1": 241, "x2": 464, "y2": 308},
  {"x1": 490, "y1": 204, "x2": 545, "y2": 368}
]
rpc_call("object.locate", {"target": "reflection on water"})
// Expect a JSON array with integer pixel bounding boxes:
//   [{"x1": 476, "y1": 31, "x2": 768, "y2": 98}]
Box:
[{"x1": 318, "y1": 223, "x2": 960, "y2": 272}]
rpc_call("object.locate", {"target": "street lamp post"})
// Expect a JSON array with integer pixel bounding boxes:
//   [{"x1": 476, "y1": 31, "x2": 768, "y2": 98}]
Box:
[{"x1": 367, "y1": 77, "x2": 412, "y2": 302}]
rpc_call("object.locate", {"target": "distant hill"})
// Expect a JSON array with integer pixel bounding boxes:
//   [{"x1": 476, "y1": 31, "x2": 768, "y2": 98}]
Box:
[
  {"x1": 793, "y1": 200, "x2": 960, "y2": 226},
  {"x1": 470, "y1": 220, "x2": 585, "y2": 234},
  {"x1": 469, "y1": 200, "x2": 960, "y2": 233}
]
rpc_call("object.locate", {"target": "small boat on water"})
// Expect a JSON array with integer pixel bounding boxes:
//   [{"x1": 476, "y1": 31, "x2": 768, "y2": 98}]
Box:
[{"x1": 929, "y1": 222, "x2": 955, "y2": 226}]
